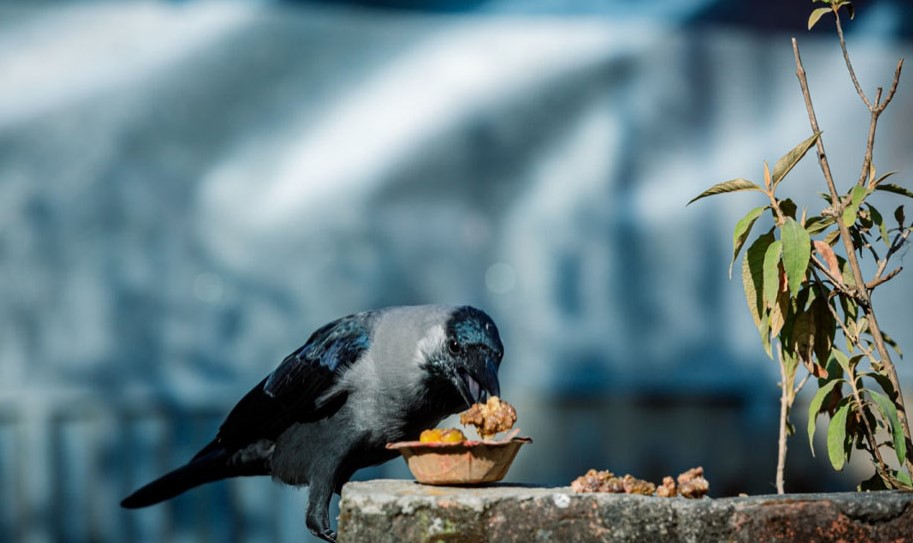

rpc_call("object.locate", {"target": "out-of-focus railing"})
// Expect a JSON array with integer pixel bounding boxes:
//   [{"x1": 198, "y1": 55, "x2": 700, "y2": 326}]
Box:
[{"x1": 0, "y1": 387, "x2": 351, "y2": 543}]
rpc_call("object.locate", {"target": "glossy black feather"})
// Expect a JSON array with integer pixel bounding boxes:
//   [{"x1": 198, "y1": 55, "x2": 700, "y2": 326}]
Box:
[{"x1": 215, "y1": 310, "x2": 375, "y2": 451}]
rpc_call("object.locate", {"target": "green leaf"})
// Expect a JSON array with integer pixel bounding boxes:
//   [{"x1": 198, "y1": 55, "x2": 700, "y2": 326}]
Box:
[
  {"x1": 688, "y1": 178, "x2": 763, "y2": 205},
  {"x1": 730, "y1": 206, "x2": 768, "y2": 278},
  {"x1": 832, "y1": 350, "x2": 851, "y2": 374},
  {"x1": 742, "y1": 231, "x2": 774, "y2": 326},
  {"x1": 839, "y1": 257, "x2": 856, "y2": 289},
  {"x1": 867, "y1": 204, "x2": 890, "y2": 248},
  {"x1": 762, "y1": 240, "x2": 783, "y2": 310},
  {"x1": 872, "y1": 170, "x2": 898, "y2": 188},
  {"x1": 827, "y1": 400, "x2": 852, "y2": 471},
  {"x1": 895, "y1": 205, "x2": 906, "y2": 228},
  {"x1": 865, "y1": 371, "x2": 897, "y2": 399},
  {"x1": 773, "y1": 132, "x2": 821, "y2": 187},
  {"x1": 875, "y1": 183, "x2": 913, "y2": 200},
  {"x1": 897, "y1": 470, "x2": 913, "y2": 487},
  {"x1": 808, "y1": 7, "x2": 832, "y2": 30},
  {"x1": 842, "y1": 185, "x2": 868, "y2": 227},
  {"x1": 743, "y1": 231, "x2": 775, "y2": 356},
  {"x1": 808, "y1": 379, "x2": 842, "y2": 455},
  {"x1": 805, "y1": 215, "x2": 834, "y2": 235},
  {"x1": 880, "y1": 330, "x2": 903, "y2": 358},
  {"x1": 868, "y1": 389, "x2": 907, "y2": 466},
  {"x1": 781, "y1": 218, "x2": 811, "y2": 296}
]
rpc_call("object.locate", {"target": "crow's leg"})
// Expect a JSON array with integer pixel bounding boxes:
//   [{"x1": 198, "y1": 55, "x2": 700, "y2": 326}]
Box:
[{"x1": 306, "y1": 479, "x2": 336, "y2": 542}]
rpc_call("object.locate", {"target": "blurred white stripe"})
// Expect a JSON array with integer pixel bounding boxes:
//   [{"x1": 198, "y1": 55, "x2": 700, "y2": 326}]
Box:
[{"x1": 0, "y1": 1, "x2": 255, "y2": 128}]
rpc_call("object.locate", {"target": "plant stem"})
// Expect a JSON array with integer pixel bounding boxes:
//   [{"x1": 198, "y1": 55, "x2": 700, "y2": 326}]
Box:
[
  {"x1": 834, "y1": 10, "x2": 872, "y2": 110},
  {"x1": 791, "y1": 37, "x2": 913, "y2": 477},
  {"x1": 777, "y1": 355, "x2": 789, "y2": 495}
]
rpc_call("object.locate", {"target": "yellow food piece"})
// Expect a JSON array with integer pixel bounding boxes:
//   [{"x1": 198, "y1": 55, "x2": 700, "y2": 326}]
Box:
[
  {"x1": 420, "y1": 429, "x2": 442, "y2": 443},
  {"x1": 440, "y1": 429, "x2": 466, "y2": 443},
  {"x1": 419, "y1": 428, "x2": 466, "y2": 443}
]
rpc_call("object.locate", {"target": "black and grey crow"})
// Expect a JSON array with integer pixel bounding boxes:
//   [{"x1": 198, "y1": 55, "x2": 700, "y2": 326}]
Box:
[{"x1": 121, "y1": 304, "x2": 504, "y2": 541}]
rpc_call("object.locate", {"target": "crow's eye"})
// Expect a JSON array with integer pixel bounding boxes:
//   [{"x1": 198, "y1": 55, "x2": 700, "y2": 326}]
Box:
[{"x1": 448, "y1": 339, "x2": 461, "y2": 355}]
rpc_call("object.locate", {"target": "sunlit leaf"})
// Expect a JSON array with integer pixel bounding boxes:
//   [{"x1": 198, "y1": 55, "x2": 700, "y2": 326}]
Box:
[
  {"x1": 827, "y1": 400, "x2": 852, "y2": 471},
  {"x1": 688, "y1": 178, "x2": 763, "y2": 205},
  {"x1": 875, "y1": 183, "x2": 913, "y2": 200},
  {"x1": 781, "y1": 218, "x2": 811, "y2": 296},
  {"x1": 773, "y1": 132, "x2": 821, "y2": 188},
  {"x1": 808, "y1": 378, "x2": 842, "y2": 455},
  {"x1": 897, "y1": 470, "x2": 913, "y2": 488},
  {"x1": 742, "y1": 231, "x2": 774, "y2": 327},
  {"x1": 808, "y1": 6, "x2": 832, "y2": 30},
  {"x1": 764, "y1": 161, "x2": 772, "y2": 191},
  {"x1": 872, "y1": 170, "x2": 898, "y2": 188},
  {"x1": 868, "y1": 389, "x2": 907, "y2": 466},
  {"x1": 730, "y1": 206, "x2": 768, "y2": 278}
]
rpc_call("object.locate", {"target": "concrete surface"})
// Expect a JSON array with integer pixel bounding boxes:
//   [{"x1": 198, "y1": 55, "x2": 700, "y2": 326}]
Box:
[{"x1": 338, "y1": 479, "x2": 913, "y2": 542}]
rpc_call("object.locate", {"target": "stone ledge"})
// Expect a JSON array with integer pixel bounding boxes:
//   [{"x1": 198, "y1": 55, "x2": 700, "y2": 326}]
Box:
[{"x1": 337, "y1": 479, "x2": 913, "y2": 542}]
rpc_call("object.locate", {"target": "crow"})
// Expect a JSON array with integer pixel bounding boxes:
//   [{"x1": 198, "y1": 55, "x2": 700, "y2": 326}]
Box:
[{"x1": 121, "y1": 304, "x2": 504, "y2": 542}]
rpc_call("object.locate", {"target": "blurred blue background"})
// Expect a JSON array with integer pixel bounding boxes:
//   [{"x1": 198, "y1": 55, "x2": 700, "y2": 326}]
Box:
[{"x1": 1, "y1": 0, "x2": 912, "y2": 541}]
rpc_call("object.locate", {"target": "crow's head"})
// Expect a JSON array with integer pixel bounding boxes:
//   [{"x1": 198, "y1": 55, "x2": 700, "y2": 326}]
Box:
[{"x1": 424, "y1": 306, "x2": 503, "y2": 409}]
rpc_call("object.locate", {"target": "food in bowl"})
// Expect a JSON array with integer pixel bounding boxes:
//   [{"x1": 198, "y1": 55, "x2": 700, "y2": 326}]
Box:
[
  {"x1": 459, "y1": 396, "x2": 517, "y2": 439},
  {"x1": 386, "y1": 396, "x2": 528, "y2": 485},
  {"x1": 419, "y1": 428, "x2": 466, "y2": 443}
]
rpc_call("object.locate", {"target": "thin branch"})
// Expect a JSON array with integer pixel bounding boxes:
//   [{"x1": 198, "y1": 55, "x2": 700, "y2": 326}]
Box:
[
  {"x1": 792, "y1": 39, "x2": 842, "y2": 201},
  {"x1": 858, "y1": 88, "x2": 883, "y2": 188},
  {"x1": 792, "y1": 37, "x2": 913, "y2": 476},
  {"x1": 846, "y1": 371, "x2": 892, "y2": 477},
  {"x1": 866, "y1": 267, "x2": 902, "y2": 290},
  {"x1": 794, "y1": 372, "x2": 812, "y2": 396},
  {"x1": 877, "y1": 59, "x2": 904, "y2": 113},
  {"x1": 767, "y1": 190, "x2": 787, "y2": 226},
  {"x1": 874, "y1": 227, "x2": 912, "y2": 280},
  {"x1": 834, "y1": 10, "x2": 873, "y2": 110},
  {"x1": 810, "y1": 257, "x2": 855, "y2": 298}
]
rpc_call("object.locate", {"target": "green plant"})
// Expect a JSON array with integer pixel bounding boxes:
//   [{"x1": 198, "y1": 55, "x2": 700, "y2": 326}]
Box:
[{"x1": 689, "y1": 0, "x2": 912, "y2": 492}]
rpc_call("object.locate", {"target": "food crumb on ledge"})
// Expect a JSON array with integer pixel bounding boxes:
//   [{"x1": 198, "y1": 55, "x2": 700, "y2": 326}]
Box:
[{"x1": 571, "y1": 467, "x2": 708, "y2": 498}]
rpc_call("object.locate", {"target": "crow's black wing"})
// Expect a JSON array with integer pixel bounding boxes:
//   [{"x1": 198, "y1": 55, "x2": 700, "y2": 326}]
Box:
[{"x1": 213, "y1": 310, "x2": 376, "y2": 452}]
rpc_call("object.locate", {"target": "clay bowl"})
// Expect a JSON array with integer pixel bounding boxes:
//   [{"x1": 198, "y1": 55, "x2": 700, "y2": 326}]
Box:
[{"x1": 386, "y1": 431, "x2": 531, "y2": 485}]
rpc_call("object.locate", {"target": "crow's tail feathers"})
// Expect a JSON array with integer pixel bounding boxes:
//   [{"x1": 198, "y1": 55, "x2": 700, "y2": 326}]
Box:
[{"x1": 120, "y1": 440, "x2": 235, "y2": 509}]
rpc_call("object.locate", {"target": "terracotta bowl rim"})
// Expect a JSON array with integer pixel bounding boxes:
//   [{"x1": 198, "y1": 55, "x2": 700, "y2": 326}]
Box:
[{"x1": 385, "y1": 435, "x2": 532, "y2": 451}]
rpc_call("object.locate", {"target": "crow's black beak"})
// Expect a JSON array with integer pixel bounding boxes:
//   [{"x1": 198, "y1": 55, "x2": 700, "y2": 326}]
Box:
[{"x1": 452, "y1": 354, "x2": 500, "y2": 408}]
